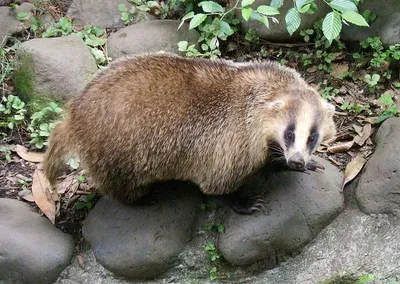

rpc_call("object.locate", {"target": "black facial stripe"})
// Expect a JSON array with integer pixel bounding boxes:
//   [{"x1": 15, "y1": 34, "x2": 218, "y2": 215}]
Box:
[
  {"x1": 284, "y1": 122, "x2": 296, "y2": 148},
  {"x1": 307, "y1": 125, "x2": 319, "y2": 153}
]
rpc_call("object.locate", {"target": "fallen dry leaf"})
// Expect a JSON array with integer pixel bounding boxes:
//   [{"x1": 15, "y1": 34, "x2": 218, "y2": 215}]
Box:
[
  {"x1": 353, "y1": 123, "x2": 372, "y2": 146},
  {"x1": 307, "y1": 66, "x2": 318, "y2": 73},
  {"x1": 328, "y1": 141, "x2": 354, "y2": 153},
  {"x1": 342, "y1": 154, "x2": 367, "y2": 190},
  {"x1": 15, "y1": 145, "x2": 45, "y2": 163},
  {"x1": 331, "y1": 63, "x2": 349, "y2": 77},
  {"x1": 31, "y1": 168, "x2": 56, "y2": 224}
]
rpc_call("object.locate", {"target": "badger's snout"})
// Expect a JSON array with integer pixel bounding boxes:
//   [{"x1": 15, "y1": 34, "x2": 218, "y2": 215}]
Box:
[{"x1": 288, "y1": 152, "x2": 305, "y2": 170}]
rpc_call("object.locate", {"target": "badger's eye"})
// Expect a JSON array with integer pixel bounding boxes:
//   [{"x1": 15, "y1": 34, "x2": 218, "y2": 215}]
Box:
[
  {"x1": 308, "y1": 131, "x2": 318, "y2": 144},
  {"x1": 285, "y1": 131, "x2": 294, "y2": 141}
]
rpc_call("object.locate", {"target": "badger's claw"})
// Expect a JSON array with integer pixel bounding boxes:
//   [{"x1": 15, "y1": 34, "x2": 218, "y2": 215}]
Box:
[
  {"x1": 305, "y1": 159, "x2": 325, "y2": 173},
  {"x1": 218, "y1": 194, "x2": 266, "y2": 215}
]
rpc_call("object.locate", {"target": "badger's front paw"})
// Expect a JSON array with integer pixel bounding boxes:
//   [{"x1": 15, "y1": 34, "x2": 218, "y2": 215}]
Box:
[{"x1": 306, "y1": 159, "x2": 325, "y2": 173}]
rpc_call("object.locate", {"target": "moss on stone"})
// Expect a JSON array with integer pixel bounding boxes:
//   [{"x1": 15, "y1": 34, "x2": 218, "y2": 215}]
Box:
[{"x1": 14, "y1": 50, "x2": 65, "y2": 114}]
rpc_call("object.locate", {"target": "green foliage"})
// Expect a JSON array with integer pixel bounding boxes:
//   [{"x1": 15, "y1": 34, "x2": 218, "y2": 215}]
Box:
[
  {"x1": 320, "y1": 84, "x2": 339, "y2": 101},
  {"x1": 375, "y1": 93, "x2": 399, "y2": 123},
  {"x1": 0, "y1": 95, "x2": 27, "y2": 130},
  {"x1": 77, "y1": 175, "x2": 85, "y2": 183},
  {"x1": 42, "y1": 17, "x2": 73, "y2": 37},
  {"x1": 204, "y1": 223, "x2": 225, "y2": 233},
  {"x1": 204, "y1": 241, "x2": 221, "y2": 280},
  {"x1": 18, "y1": 177, "x2": 32, "y2": 190},
  {"x1": 75, "y1": 193, "x2": 96, "y2": 210},
  {"x1": 27, "y1": 102, "x2": 63, "y2": 149},
  {"x1": 67, "y1": 157, "x2": 80, "y2": 170},
  {"x1": 0, "y1": 145, "x2": 12, "y2": 162},
  {"x1": 74, "y1": 25, "x2": 109, "y2": 65},
  {"x1": 340, "y1": 101, "x2": 369, "y2": 114},
  {"x1": 364, "y1": 73, "x2": 380, "y2": 92},
  {"x1": 119, "y1": 0, "x2": 177, "y2": 25}
]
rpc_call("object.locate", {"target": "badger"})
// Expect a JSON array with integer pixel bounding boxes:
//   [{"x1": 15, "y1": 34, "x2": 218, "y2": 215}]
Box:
[{"x1": 43, "y1": 52, "x2": 336, "y2": 214}]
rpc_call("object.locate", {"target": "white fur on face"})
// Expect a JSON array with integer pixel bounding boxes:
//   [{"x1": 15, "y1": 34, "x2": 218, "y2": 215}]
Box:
[{"x1": 285, "y1": 102, "x2": 316, "y2": 164}]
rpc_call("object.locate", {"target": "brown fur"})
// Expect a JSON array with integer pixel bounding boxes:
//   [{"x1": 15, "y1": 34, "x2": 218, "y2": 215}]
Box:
[{"x1": 43, "y1": 52, "x2": 336, "y2": 202}]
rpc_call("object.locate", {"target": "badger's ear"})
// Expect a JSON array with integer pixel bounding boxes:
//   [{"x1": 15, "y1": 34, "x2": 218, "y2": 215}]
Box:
[
  {"x1": 267, "y1": 100, "x2": 285, "y2": 110},
  {"x1": 322, "y1": 100, "x2": 335, "y2": 114}
]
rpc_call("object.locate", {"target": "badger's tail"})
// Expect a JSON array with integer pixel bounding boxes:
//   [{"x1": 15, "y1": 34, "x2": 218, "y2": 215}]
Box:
[{"x1": 43, "y1": 119, "x2": 75, "y2": 185}]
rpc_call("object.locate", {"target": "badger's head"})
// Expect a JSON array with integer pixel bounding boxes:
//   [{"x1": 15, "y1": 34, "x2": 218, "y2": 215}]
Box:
[{"x1": 262, "y1": 87, "x2": 336, "y2": 171}]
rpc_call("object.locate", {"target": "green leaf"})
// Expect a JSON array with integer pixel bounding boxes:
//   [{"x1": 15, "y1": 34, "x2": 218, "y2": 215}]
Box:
[
  {"x1": 285, "y1": 8, "x2": 301, "y2": 35},
  {"x1": 219, "y1": 21, "x2": 233, "y2": 36},
  {"x1": 35, "y1": 140, "x2": 44, "y2": 149},
  {"x1": 342, "y1": 11, "x2": 369, "y2": 26},
  {"x1": 329, "y1": 0, "x2": 357, "y2": 13},
  {"x1": 242, "y1": 8, "x2": 253, "y2": 21},
  {"x1": 198, "y1": 1, "x2": 224, "y2": 13},
  {"x1": 189, "y1": 13, "x2": 207, "y2": 29},
  {"x1": 178, "y1": 41, "x2": 188, "y2": 51},
  {"x1": 322, "y1": 11, "x2": 342, "y2": 43},
  {"x1": 270, "y1": 0, "x2": 283, "y2": 9},
  {"x1": 256, "y1": 5, "x2": 280, "y2": 16},
  {"x1": 118, "y1": 3, "x2": 128, "y2": 12},
  {"x1": 241, "y1": 0, "x2": 255, "y2": 7},
  {"x1": 16, "y1": 12, "x2": 29, "y2": 21},
  {"x1": 298, "y1": 3, "x2": 310, "y2": 13},
  {"x1": 39, "y1": 130, "x2": 50, "y2": 137},
  {"x1": 358, "y1": 274, "x2": 375, "y2": 284},
  {"x1": 39, "y1": 123, "x2": 49, "y2": 130},
  {"x1": 295, "y1": 0, "x2": 314, "y2": 9}
]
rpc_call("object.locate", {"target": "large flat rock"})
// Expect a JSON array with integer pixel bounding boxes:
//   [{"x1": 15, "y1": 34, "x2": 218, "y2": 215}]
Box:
[{"x1": 218, "y1": 156, "x2": 344, "y2": 266}]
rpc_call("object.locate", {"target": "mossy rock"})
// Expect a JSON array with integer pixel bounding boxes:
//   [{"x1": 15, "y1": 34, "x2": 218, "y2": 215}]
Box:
[{"x1": 14, "y1": 35, "x2": 98, "y2": 113}]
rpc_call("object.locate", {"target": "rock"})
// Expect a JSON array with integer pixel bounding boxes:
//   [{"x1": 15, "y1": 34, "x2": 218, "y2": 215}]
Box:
[
  {"x1": 218, "y1": 156, "x2": 344, "y2": 266},
  {"x1": 236, "y1": 0, "x2": 330, "y2": 41},
  {"x1": 82, "y1": 182, "x2": 202, "y2": 280},
  {"x1": 0, "y1": 3, "x2": 35, "y2": 45},
  {"x1": 66, "y1": 0, "x2": 155, "y2": 29},
  {"x1": 107, "y1": 20, "x2": 199, "y2": 59},
  {"x1": 356, "y1": 117, "x2": 400, "y2": 215},
  {"x1": 341, "y1": 0, "x2": 400, "y2": 46},
  {"x1": 0, "y1": 198, "x2": 74, "y2": 284},
  {"x1": 14, "y1": 35, "x2": 98, "y2": 112}
]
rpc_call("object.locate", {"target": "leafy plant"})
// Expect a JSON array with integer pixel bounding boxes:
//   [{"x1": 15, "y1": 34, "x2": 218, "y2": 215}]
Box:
[
  {"x1": 42, "y1": 17, "x2": 73, "y2": 38},
  {"x1": 74, "y1": 25, "x2": 109, "y2": 65},
  {"x1": 204, "y1": 241, "x2": 221, "y2": 280},
  {"x1": 320, "y1": 85, "x2": 339, "y2": 101},
  {"x1": 0, "y1": 95, "x2": 27, "y2": 130},
  {"x1": 0, "y1": 145, "x2": 12, "y2": 162},
  {"x1": 18, "y1": 177, "x2": 32, "y2": 190},
  {"x1": 375, "y1": 93, "x2": 399, "y2": 123},
  {"x1": 27, "y1": 102, "x2": 63, "y2": 149},
  {"x1": 75, "y1": 193, "x2": 96, "y2": 210},
  {"x1": 364, "y1": 73, "x2": 380, "y2": 92},
  {"x1": 340, "y1": 101, "x2": 368, "y2": 114},
  {"x1": 204, "y1": 223, "x2": 225, "y2": 233}
]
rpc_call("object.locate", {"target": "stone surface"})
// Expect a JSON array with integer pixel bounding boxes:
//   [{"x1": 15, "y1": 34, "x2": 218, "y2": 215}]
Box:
[
  {"x1": 341, "y1": 0, "x2": 400, "y2": 45},
  {"x1": 66, "y1": 0, "x2": 155, "y2": 29},
  {"x1": 82, "y1": 182, "x2": 202, "y2": 280},
  {"x1": 218, "y1": 156, "x2": 344, "y2": 266},
  {"x1": 356, "y1": 117, "x2": 400, "y2": 215},
  {"x1": 236, "y1": 0, "x2": 330, "y2": 41},
  {"x1": 107, "y1": 20, "x2": 199, "y2": 59},
  {"x1": 14, "y1": 35, "x2": 98, "y2": 112},
  {"x1": 57, "y1": 208, "x2": 400, "y2": 283},
  {"x1": 0, "y1": 198, "x2": 74, "y2": 284},
  {"x1": 0, "y1": 3, "x2": 35, "y2": 45}
]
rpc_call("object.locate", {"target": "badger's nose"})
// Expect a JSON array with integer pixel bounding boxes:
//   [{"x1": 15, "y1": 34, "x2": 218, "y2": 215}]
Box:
[{"x1": 288, "y1": 152, "x2": 305, "y2": 170}]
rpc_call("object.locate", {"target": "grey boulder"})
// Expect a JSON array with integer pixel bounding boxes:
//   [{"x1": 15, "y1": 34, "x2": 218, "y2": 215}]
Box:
[
  {"x1": 218, "y1": 156, "x2": 344, "y2": 266},
  {"x1": 341, "y1": 0, "x2": 400, "y2": 46},
  {"x1": 0, "y1": 3, "x2": 35, "y2": 45},
  {"x1": 0, "y1": 198, "x2": 74, "y2": 284},
  {"x1": 356, "y1": 117, "x2": 400, "y2": 215},
  {"x1": 82, "y1": 182, "x2": 202, "y2": 280},
  {"x1": 66, "y1": 0, "x2": 155, "y2": 29},
  {"x1": 107, "y1": 20, "x2": 199, "y2": 59},
  {"x1": 14, "y1": 35, "x2": 98, "y2": 112}
]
